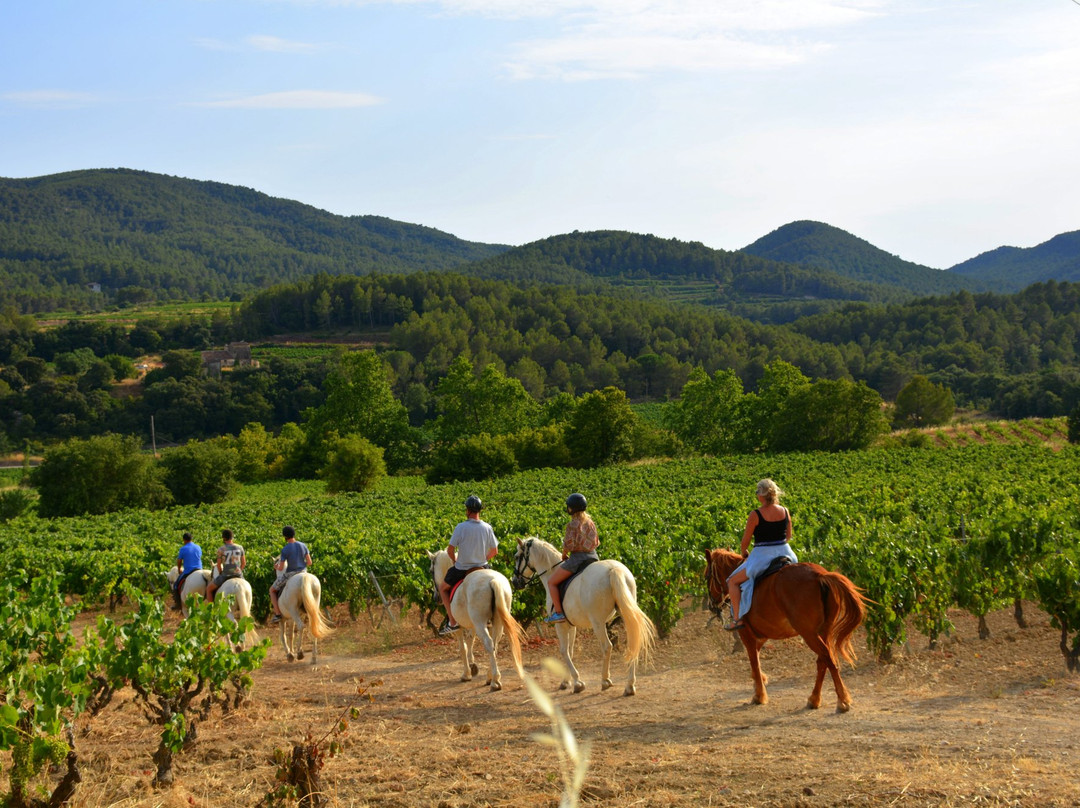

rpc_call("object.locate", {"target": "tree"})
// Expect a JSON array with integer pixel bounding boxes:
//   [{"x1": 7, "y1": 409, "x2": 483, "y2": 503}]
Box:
[
  {"x1": 669, "y1": 368, "x2": 748, "y2": 455},
  {"x1": 321, "y1": 434, "x2": 386, "y2": 493},
  {"x1": 565, "y1": 387, "x2": 638, "y2": 467},
  {"x1": 425, "y1": 434, "x2": 518, "y2": 484},
  {"x1": 770, "y1": 379, "x2": 887, "y2": 452},
  {"x1": 433, "y1": 356, "x2": 539, "y2": 442},
  {"x1": 1069, "y1": 401, "x2": 1080, "y2": 445},
  {"x1": 304, "y1": 351, "x2": 411, "y2": 471},
  {"x1": 33, "y1": 434, "x2": 171, "y2": 517},
  {"x1": 159, "y1": 440, "x2": 240, "y2": 506},
  {"x1": 893, "y1": 375, "x2": 955, "y2": 428}
]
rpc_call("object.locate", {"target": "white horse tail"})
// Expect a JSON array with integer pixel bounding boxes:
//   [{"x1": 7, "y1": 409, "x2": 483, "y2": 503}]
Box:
[
  {"x1": 492, "y1": 580, "x2": 525, "y2": 678},
  {"x1": 235, "y1": 584, "x2": 260, "y2": 649},
  {"x1": 610, "y1": 565, "x2": 657, "y2": 665},
  {"x1": 301, "y1": 576, "x2": 334, "y2": 640}
]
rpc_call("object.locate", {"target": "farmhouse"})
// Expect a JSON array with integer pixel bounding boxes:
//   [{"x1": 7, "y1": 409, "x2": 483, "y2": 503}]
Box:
[{"x1": 200, "y1": 342, "x2": 258, "y2": 375}]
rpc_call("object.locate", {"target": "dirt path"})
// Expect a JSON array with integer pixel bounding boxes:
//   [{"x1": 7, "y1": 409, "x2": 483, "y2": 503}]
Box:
[{"x1": 66, "y1": 603, "x2": 1079, "y2": 807}]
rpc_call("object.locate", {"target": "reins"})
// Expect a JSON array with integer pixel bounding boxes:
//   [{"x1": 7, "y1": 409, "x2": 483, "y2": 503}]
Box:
[{"x1": 512, "y1": 539, "x2": 560, "y2": 590}]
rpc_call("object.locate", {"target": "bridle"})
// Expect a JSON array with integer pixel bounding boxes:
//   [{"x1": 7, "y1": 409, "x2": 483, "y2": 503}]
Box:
[
  {"x1": 511, "y1": 538, "x2": 560, "y2": 591},
  {"x1": 705, "y1": 553, "x2": 732, "y2": 620}
]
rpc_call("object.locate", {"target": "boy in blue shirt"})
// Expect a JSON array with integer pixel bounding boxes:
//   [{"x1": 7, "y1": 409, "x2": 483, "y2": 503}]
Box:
[
  {"x1": 269, "y1": 525, "x2": 312, "y2": 624},
  {"x1": 171, "y1": 532, "x2": 203, "y2": 611}
]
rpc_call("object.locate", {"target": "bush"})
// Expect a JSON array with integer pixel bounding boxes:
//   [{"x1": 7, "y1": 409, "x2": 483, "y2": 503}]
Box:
[
  {"x1": 0, "y1": 487, "x2": 35, "y2": 522},
  {"x1": 33, "y1": 434, "x2": 171, "y2": 517},
  {"x1": 506, "y1": 424, "x2": 571, "y2": 470},
  {"x1": 1068, "y1": 402, "x2": 1080, "y2": 445},
  {"x1": 159, "y1": 439, "x2": 239, "y2": 506},
  {"x1": 425, "y1": 434, "x2": 518, "y2": 484},
  {"x1": 321, "y1": 434, "x2": 387, "y2": 493}
]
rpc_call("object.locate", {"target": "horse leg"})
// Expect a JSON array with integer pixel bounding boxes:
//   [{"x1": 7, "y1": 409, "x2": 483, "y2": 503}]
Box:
[
  {"x1": 476, "y1": 624, "x2": 501, "y2": 691},
  {"x1": 557, "y1": 625, "x2": 585, "y2": 693},
  {"x1": 592, "y1": 618, "x2": 615, "y2": 691},
  {"x1": 802, "y1": 633, "x2": 850, "y2": 712},
  {"x1": 458, "y1": 630, "x2": 474, "y2": 681},
  {"x1": 744, "y1": 635, "x2": 769, "y2": 705},
  {"x1": 280, "y1": 620, "x2": 293, "y2": 662}
]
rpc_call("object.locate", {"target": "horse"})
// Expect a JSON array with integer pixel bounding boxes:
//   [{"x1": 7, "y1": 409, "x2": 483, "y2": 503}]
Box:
[
  {"x1": 277, "y1": 572, "x2": 333, "y2": 665},
  {"x1": 704, "y1": 548, "x2": 867, "y2": 712},
  {"x1": 512, "y1": 538, "x2": 656, "y2": 696},
  {"x1": 428, "y1": 551, "x2": 525, "y2": 691},
  {"x1": 166, "y1": 567, "x2": 210, "y2": 617},
  {"x1": 166, "y1": 568, "x2": 259, "y2": 647}
]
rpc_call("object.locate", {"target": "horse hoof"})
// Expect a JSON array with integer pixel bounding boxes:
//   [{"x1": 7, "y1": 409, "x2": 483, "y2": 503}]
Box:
[
  {"x1": 559, "y1": 682, "x2": 569, "y2": 691},
  {"x1": 490, "y1": 682, "x2": 502, "y2": 692},
  {"x1": 601, "y1": 679, "x2": 613, "y2": 690},
  {"x1": 806, "y1": 699, "x2": 821, "y2": 710},
  {"x1": 286, "y1": 654, "x2": 295, "y2": 663},
  {"x1": 297, "y1": 651, "x2": 304, "y2": 660},
  {"x1": 623, "y1": 685, "x2": 636, "y2": 697},
  {"x1": 752, "y1": 695, "x2": 768, "y2": 705},
  {"x1": 470, "y1": 663, "x2": 480, "y2": 676},
  {"x1": 573, "y1": 682, "x2": 586, "y2": 694},
  {"x1": 460, "y1": 675, "x2": 472, "y2": 682},
  {"x1": 837, "y1": 701, "x2": 851, "y2": 714}
]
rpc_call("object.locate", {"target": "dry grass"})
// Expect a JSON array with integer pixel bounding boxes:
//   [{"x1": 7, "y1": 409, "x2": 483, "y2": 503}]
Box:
[{"x1": 8, "y1": 602, "x2": 1080, "y2": 807}]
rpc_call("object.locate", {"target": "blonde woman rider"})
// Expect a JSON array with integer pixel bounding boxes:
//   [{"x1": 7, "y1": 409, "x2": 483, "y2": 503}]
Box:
[{"x1": 725, "y1": 479, "x2": 798, "y2": 631}]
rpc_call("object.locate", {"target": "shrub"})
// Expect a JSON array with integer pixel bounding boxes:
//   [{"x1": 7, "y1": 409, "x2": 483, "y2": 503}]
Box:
[
  {"x1": 321, "y1": 434, "x2": 387, "y2": 493},
  {"x1": 33, "y1": 434, "x2": 171, "y2": 517},
  {"x1": 159, "y1": 439, "x2": 240, "y2": 506},
  {"x1": 0, "y1": 487, "x2": 35, "y2": 522},
  {"x1": 425, "y1": 434, "x2": 518, "y2": 484}
]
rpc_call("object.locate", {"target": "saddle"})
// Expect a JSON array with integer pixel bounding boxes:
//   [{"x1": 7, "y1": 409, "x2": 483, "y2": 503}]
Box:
[
  {"x1": 448, "y1": 565, "x2": 488, "y2": 602},
  {"x1": 557, "y1": 557, "x2": 598, "y2": 603},
  {"x1": 758, "y1": 556, "x2": 792, "y2": 582}
]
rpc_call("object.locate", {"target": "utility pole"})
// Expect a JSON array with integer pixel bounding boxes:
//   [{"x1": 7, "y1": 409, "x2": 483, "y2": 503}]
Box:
[{"x1": 151, "y1": 415, "x2": 157, "y2": 457}]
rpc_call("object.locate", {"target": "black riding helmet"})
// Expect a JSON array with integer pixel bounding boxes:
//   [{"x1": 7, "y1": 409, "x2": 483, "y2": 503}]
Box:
[
  {"x1": 464, "y1": 494, "x2": 483, "y2": 512},
  {"x1": 565, "y1": 493, "x2": 587, "y2": 514}
]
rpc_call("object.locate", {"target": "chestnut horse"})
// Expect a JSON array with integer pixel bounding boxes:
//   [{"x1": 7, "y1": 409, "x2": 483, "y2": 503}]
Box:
[{"x1": 705, "y1": 549, "x2": 866, "y2": 712}]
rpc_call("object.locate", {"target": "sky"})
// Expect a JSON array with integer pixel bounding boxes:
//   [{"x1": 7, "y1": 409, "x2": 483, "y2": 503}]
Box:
[{"x1": 2, "y1": 1, "x2": 1079, "y2": 269}]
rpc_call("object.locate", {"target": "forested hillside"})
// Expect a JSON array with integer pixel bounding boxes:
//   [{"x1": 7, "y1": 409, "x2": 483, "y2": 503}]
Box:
[
  {"x1": 741, "y1": 220, "x2": 982, "y2": 296},
  {"x1": 0, "y1": 169, "x2": 507, "y2": 312},
  {"x1": 948, "y1": 230, "x2": 1080, "y2": 292}
]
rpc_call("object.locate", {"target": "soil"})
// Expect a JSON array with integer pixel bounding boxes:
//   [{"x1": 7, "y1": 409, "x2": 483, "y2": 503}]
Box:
[{"x1": 52, "y1": 602, "x2": 1080, "y2": 807}]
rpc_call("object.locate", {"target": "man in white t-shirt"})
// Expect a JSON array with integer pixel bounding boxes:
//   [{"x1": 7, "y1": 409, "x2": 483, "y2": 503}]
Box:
[{"x1": 438, "y1": 495, "x2": 498, "y2": 636}]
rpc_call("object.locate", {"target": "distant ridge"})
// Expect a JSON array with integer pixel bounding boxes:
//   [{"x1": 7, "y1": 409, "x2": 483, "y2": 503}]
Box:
[
  {"x1": 740, "y1": 220, "x2": 982, "y2": 296},
  {"x1": 947, "y1": 230, "x2": 1080, "y2": 292},
  {"x1": 0, "y1": 168, "x2": 507, "y2": 311}
]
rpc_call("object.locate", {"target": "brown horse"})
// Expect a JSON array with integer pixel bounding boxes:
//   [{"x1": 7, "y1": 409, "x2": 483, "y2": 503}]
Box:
[{"x1": 705, "y1": 548, "x2": 867, "y2": 712}]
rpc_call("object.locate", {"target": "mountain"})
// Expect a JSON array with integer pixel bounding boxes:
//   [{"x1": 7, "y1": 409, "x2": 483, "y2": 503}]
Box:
[
  {"x1": 947, "y1": 231, "x2": 1080, "y2": 292},
  {"x1": 741, "y1": 220, "x2": 983, "y2": 296},
  {"x1": 456, "y1": 229, "x2": 917, "y2": 320},
  {"x1": 0, "y1": 168, "x2": 508, "y2": 311}
]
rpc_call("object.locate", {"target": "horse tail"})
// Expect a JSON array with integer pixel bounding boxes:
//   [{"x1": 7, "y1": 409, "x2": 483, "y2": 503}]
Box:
[
  {"x1": 491, "y1": 579, "x2": 525, "y2": 678},
  {"x1": 300, "y1": 576, "x2": 334, "y2": 640},
  {"x1": 236, "y1": 583, "x2": 259, "y2": 649},
  {"x1": 820, "y1": 572, "x2": 866, "y2": 666},
  {"x1": 609, "y1": 566, "x2": 657, "y2": 665}
]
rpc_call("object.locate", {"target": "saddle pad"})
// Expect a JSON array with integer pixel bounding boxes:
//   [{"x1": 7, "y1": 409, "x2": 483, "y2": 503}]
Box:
[
  {"x1": 557, "y1": 557, "x2": 598, "y2": 602},
  {"x1": 758, "y1": 556, "x2": 792, "y2": 582}
]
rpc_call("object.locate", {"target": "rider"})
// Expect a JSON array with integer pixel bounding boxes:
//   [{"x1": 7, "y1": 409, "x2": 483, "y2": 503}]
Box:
[
  {"x1": 206, "y1": 528, "x2": 246, "y2": 602},
  {"x1": 544, "y1": 493, "x2": 600, "y2": 624},
  {"x1": 438, "y1": 495, "x2": 498, "y2": 636},
  {"x1": 170, "y1": 532, "x2": 203, "y2": 611},
  {"x1": 724, "y1": 478, "x2": 798, "y2": 631},
  {"x1": 269, "y1": 525, "x2": 312, "y2": 625}
]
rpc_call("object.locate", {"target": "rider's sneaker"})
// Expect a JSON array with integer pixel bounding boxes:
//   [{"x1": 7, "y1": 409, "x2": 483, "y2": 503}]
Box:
[
  {"x1": 269, "y1": 613, "x2": 282, "y2": 625},
  {"x1": 544, "y1": 611, "x2": 567, "y2": 624},
  {"x1": 439, "y1": 622, "x2": 460, "y2": 636}
]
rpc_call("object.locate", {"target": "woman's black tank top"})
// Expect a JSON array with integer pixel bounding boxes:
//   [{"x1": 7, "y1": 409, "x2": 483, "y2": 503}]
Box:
[{"x1": 752, "y1": 508, "x2": 789, "y2": 546}]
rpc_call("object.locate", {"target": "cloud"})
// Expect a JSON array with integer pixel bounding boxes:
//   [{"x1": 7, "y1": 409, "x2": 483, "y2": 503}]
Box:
[
  {"x1": 196, "y1": 90, "x2": 384, "y2": 108},
  {"x1": 1, "y1": 90, "x2": 100, "y2": 109}
]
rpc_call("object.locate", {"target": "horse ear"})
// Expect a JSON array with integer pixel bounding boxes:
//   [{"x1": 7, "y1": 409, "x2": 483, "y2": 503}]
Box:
[
  {"x1": 427, "y1": 550, "x2": 436, "y2": 559},
  {"x1": 516, "y1": 538, "x2": 523, "y2": 548}
]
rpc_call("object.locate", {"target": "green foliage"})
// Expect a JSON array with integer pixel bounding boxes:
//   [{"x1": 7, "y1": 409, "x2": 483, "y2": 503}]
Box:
[
  {"x1": 425, "y1": 434, "x2": 518, "y2": 484},
  {"x1": 433, "y1": 357, "x2": 539, "y2": 441},
  {"x1": 770, "y1": 379, "x2": 887, "y2": 452},
  {"x1": 1032, "y1": 546, "x2": 1080, "y2": 672},
  {"x1": 1068, "y1": 402, "x2": 1080, "y2": 445},
  {"x1": 97, "y1": 587, "x2": 269, "y2": 785},
  {"x1": 159, "y1": 439, "x2": 240, "y2": 506},
  {"x1": 33, "y1": 433, "x2": 170, "y2": 517},
  {"x1": 894, "y1": 375, "x2": 956, "y2": 428},
  {"x1": 321, "y1": 434, "x2": 387, "y2": 493},
  {"x1": 565, "y1": 387, "x2": 638, "y2": 467},
  {"x1": 669, "y1": 368, "x2": 749, "y2": 454},
  {"x1": 0, "y1": 488, "x2": 35, "y2": 522}
]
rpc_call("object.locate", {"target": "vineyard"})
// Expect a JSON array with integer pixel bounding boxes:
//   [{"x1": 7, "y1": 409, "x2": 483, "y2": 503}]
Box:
[
  {"x1": 3, "y1": 441, "x2": 1080, "y2": 805},
  {"x1": 5, "y1": 442, "x2": 1080, "y2": 668}
]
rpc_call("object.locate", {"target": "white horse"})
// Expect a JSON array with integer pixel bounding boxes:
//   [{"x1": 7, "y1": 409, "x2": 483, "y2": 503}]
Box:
[
  {"x1": 277, "y1": 572, "x2": 333, "y2": 665},
  {"x1": 428, "y1": 551, "x2": 525, "y2": 691},
  {"x1": 512, "y1": 537, "x2": 656, "y2": 696},
  {"x1": 166, "y1": 567, "x2": 210, "y2": 617},
  {"x1": 166, "y1": 568, "x2": 259, "y2": 647}
]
